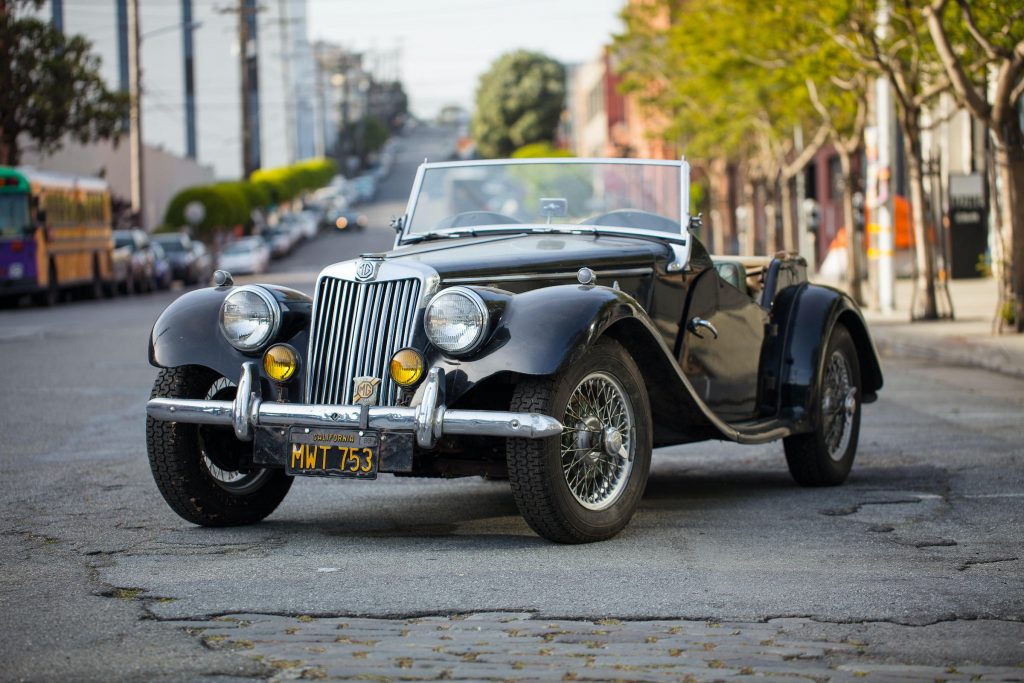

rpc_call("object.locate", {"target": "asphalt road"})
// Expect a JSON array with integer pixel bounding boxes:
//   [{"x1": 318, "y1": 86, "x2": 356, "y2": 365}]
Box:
[{"x1": 1, "y1": 127, "x2": 1022, "y2": 681}]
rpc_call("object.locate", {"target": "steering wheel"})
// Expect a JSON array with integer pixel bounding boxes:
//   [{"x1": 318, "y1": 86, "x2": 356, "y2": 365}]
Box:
[
  {"x1": 435, "y1": 211, "x2": 522, "y2": 229},
  {"x1": 581, "y1": 210, "x2": 680, "y2": 232}
]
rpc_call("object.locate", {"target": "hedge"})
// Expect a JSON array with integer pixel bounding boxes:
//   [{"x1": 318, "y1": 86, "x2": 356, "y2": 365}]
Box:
[{"x1": 161, "y1": 158, "x2": 337, "y2": 236}]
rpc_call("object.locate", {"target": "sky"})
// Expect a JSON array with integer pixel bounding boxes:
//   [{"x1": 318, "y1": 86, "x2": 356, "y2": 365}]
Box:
[{"x1": 306, "y1": 0, "x2": 627, "y2": 119}]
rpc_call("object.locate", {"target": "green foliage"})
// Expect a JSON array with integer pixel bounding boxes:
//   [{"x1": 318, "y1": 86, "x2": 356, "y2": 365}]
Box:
[
  {"x1": 360, "y1": 115, "x2": 390, "y2": 156},
  {"x1": 614, "y1": 0, "x2": 865, "y2": 173},
  {"x1": 162, "y1": 158, "x2": 336, "y2": 237},
  {"x1": 0, "y1": 1, "x2": 128, "y2": 164},
  {"x1": 511, "y1": 142, "x2": 573, "y2": 158},
  {"x1": 472, "y1": 50, "x2": 566, "y2": 159},
  {"x1": 251, "y1": 158, "x2": 336, "y2": 203},
  {"x1": 162, "y1": 185, "x2": 247, "y2": 239}
]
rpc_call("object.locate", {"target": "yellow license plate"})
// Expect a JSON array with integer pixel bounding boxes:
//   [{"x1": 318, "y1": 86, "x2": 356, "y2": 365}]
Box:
[{"x1": 287, "y1": 428, "x2": 378, "y2": 479}]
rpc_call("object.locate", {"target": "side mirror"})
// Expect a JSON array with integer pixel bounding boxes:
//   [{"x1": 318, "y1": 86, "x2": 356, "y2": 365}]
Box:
[
  {"x1": 688, "y1": 212, "x2": 702, "y2": 232},
  {"x1": 35, "y1": 209, "x2": 47, "y2": 226},
  {"x1": 390, "y1": 215, "x2": 405, "y2": 233}
]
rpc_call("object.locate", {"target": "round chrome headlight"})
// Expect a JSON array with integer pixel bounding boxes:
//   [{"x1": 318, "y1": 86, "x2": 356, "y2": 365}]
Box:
[
  {"x1": 424, "y1": 287, "x2": 488, "y2": 355},
  {"x1": 219, "y1": 285, "x2": 281, "y2": 352}
]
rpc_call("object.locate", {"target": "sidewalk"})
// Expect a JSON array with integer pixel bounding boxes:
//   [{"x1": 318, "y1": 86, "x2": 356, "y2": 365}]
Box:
[{"x1": 823, "y1": 276, "x2": 1024, "y2": 379}]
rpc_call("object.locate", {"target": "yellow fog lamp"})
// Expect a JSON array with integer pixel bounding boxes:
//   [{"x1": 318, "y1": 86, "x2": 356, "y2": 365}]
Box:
[
  {"x1": 389, "y1": 348, "x2": 424, "y2": 387},
  {"x1": 263, "y1": 344, "x2": 299, "y2": 383}
]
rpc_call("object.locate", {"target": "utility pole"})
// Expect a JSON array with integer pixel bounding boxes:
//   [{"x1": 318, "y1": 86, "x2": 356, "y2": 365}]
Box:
[
  {"x1": 794, "y1": 125, "x2": 815, "y2": 275},
  {"x1": 871, "y1": 0, "x2": 896, "y2": 313},
  {"x1": 116, "y1": 0, "x2": 129, "y2": 131},
  {"x1": 50, "y1": 0, "x2": 63, "y2": 33},
  {"x1": 127, "y1": 0, "x2": 144, "y2": 227},
  {"x1": 237, "y1": 0, "x2": 262, "y2": 176},
  {"x1": 313, "y1": 46, "x2": 326, "y2": 158},
  {"x1": 277, "y1": 0, "x2": 295, "y2": 164},
  {"x1": 181, "y1": 0, "x2": 197, "y2": 159}
]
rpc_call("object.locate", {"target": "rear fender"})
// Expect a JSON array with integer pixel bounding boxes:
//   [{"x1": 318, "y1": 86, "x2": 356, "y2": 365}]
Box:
[
  {"x1": 773, "y1": 283, "x2": 883, "y2": 432},
  {"x1": 148, "y1": 284, "x2": 312, "y2": 391}
]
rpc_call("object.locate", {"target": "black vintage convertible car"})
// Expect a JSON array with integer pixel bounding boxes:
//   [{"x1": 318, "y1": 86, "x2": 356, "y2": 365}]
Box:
[{"x1": 146, "y1": 158, "x2": 882, "y2": 543}]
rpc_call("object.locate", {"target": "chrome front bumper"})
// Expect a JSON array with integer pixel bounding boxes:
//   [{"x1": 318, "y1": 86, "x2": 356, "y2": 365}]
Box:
[{"x1": 146, "y1": 362, "x2": 563, "y2": 448}]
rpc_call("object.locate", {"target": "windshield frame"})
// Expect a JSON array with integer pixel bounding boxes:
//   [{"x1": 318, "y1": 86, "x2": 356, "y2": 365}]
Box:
[{"x1": 397, "y1": 157, "x2": 691, "y2": 264}]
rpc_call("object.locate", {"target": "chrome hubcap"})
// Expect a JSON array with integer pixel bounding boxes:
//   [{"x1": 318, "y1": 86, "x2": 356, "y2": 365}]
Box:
[
  {"x1": 822, "y1": 351, "x2": 856, "y2": 461},
  {"x1": 561, "y1": 372, "x2": 634, "y2": 511}
]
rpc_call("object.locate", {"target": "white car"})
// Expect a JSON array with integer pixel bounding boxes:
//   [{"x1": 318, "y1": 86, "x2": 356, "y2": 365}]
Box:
[{"x1": 217, "y1": 237, "x2": 270, "y2": 275}]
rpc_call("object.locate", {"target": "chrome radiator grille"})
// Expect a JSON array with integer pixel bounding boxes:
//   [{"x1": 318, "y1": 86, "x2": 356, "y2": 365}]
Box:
[{"x1": 305, "y1": 276, "x2": 421, "y2": 406}]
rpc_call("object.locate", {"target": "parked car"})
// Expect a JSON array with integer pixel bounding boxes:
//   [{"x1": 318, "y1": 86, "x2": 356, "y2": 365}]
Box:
[
  {"x1": 260, "y1": 228, "x2": 293, "y2": 259},
  {"x1": 351, "y1": 174, "x2": 378, "y2": 203},
  {"x1": 146, "y1": 158, "x2": 883, "y2": 543},
  {"x1": 188, "y1": 239, "x2": 214, "y2": 285},
  {"x1": 153, "y1": 233, "x2": 213, "y2": 285},
  {"x1": 216, "y1": 236, "x2": 269, "y2": 275},
  {"x1": 150, "y1": 242, "x2": 173, "y2": 290},
  {"x1": 325, "y1": 200, "x2": 368, "y2": 231},
  {"x1": 112, "y1": 228, "x2": 155, "y2": 294}
]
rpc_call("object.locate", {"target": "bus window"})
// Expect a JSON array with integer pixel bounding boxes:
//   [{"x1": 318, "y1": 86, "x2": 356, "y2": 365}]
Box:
[{"x1": 0, "y1": 193, "x2": 30, "y2": 236}]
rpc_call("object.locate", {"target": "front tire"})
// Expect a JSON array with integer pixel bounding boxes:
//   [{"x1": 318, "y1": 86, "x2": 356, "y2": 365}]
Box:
[
  {"x1": 783, "y1": 324, "x2": 862, "y2": 486},
  {"x1": 146, "y1": 366, "x2": 292, "y2": 526},
  {"x1": 506, "y1": 338, "x2": 652, "y2": 543}
]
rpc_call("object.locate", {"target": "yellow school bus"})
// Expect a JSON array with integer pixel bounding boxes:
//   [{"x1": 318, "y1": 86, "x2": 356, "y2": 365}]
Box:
[{"x1": 0, "y1": 167, "x2": 114, "y2": 305}]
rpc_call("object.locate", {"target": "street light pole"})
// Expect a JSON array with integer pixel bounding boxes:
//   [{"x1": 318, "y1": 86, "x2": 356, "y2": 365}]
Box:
[{"x1": 127, "y1": 0, "x2": 144, "y2": 227}]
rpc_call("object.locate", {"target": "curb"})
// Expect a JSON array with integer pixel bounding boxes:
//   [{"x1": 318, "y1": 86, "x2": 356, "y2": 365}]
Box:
[{"x1": 871, "y1": 331, "x2": 1024, "y2": 380}]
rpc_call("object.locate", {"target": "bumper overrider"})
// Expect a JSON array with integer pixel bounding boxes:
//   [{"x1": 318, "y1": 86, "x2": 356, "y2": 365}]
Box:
[{"x1": 146, "y1": 362, "x2": 563, "y2": 449}]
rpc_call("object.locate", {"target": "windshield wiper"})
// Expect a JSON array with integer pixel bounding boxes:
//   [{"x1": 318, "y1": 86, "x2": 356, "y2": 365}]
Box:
[{"x1": 402, "y1": 228, "x2": 478, "y2": 244}]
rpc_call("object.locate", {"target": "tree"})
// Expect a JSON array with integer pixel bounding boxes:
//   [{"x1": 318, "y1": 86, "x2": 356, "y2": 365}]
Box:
[
  {"x1": 472, "y1": 50, "x2": 566, "y2": 159},
  {"x1": 925, "y1": 0, "x2": 1024, "y2": 332},
  {"x1": 0, "y1": 0, "x2": 128, "y2": 165},
  {"x1": 822, "y1": 0, "x2": 955, "y2": 320}
]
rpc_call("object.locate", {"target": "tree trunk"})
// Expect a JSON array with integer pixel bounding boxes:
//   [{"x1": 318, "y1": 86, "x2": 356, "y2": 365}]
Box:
[
  {"x1": 837, "y1": 148, "x2": 864, "y2": 305},
  {"x1": 765, "y1": 180, "x2": 778, "y2": 254},
  {"x1": 743, "y1": 178, "x2": 757, "y2": 255},
  {"x1": 708, "y1": 158, "x2": 729, "y2": 254},
  {"x1": 903, "y1": 124, "x2": 938, "y2": 320},
  {"x1": 780, "y1": 175, "x2": 795, "y2": 253},
  {"x1": 993, "y1": 133, "x2": 1024, "y2": 332}
]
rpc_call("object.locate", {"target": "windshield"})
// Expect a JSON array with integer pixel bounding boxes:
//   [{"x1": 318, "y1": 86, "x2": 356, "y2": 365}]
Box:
[
  {"x1": 0, "y1": 194, "x2": 30, "y2": 236},
  {"x1": 407, "y1": 161, "x2": 681, "y2": 236}
]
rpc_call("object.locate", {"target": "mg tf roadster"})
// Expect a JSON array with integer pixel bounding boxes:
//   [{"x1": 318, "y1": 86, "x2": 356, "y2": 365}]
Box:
[{"x1": 146, "y1": 158, "x2": 882, "y2": 543}]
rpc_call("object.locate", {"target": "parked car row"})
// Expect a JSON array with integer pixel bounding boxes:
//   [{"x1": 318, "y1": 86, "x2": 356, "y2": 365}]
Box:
[
  {"x1": 217, "y1": 208, "x2": 322, "y2": 276},
  {"x1": 111, "y1": 229, "x2": 214, "y2": 295}
]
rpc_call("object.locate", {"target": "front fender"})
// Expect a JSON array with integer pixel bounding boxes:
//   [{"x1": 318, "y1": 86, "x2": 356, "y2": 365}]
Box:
[
  {"x1": 774, "y1": 283, "x2": 883, "y2": 431},
  {"x1": 430, "y1": 284, "x2": 645, "y2": 405},
  {"x1": 148, "y1": 284, "x2": 312, "y2": 388}
]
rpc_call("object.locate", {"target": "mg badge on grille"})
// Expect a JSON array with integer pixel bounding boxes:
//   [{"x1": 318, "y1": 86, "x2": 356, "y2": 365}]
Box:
[
  {"x1": 352, "y1": 376, "x2": 381, "y2": 405},
  {"x1": 355, "y1": 260, "x2": 378, "y2": 281}
]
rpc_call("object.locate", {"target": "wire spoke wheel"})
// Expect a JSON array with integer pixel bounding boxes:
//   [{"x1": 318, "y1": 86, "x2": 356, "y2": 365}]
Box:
[
  {"x1": 506, "y1": 338, "x2": 652, "y2": 543},
  {"x1": 560, "y1": 372, "x2": 634, "y2": 511},
  {"x1": 821, "y1": 351, "x2": 856, "y2": 461}
]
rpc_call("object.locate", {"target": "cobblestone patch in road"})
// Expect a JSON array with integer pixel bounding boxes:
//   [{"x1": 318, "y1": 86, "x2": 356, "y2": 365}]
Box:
[{"x1": 175, "y1": 612, "x2": 1024, "y2": 682}]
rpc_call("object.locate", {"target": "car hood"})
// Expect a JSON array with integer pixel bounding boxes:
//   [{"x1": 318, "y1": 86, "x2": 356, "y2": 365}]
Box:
[{"x1": 374, "y1": 233, "x2": 669, "y2": 281}]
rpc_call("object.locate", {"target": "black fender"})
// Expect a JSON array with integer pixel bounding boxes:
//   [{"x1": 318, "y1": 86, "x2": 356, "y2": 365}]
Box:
[
  {"x1": 428, "y1": 284, "x2": 644, "y2": 403},
  {"x1": 769, "y1": 282, "x2": 883, "y2": 432},
  {"x1": 430, "y1": 284, "x2": 738, "y2": 447},
  {"x1": 148, "y1": 284, "x2": 312, "y2": 395}
]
